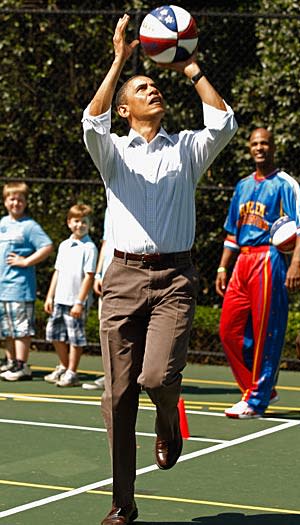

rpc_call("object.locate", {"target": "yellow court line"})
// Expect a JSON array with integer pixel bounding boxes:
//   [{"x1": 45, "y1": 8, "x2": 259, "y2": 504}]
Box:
[
  {"x1": 31, "y1": 367, "x2": 236, "y2": 385},
  {"x1": 270, "y1": 385, "x2": 300, "y2": 393},
  {"x1": 1, "y1": 479, "x2": 299, "y2": 515},
  {"x1": 133, "y1": 493, "x2": 300, "y2": 515},
  {"x1": 30, "y1": 366, "x2": 300, "y2": 392},
  {"x1": 141, "y1": 400, "x2": 227, "y2": 409},
  {"x1": 0, "y1": 479, "x2": 72, "y2": 491},
  {"x1": 4, "y1": 392, "x2": 101, "y2": 400},
  {"x1": 2, "y1": 392, "x2": 300, "y2": 413},
  {"x1": 183, "y1": 377, "x2": 300, "y2": 393},
  {"x1": 182, "y1": 400, "x2": 231, "y2": 407},
  {"x1": 186, "y1": 401, "x2": 300, "y2": 412},
  {"x1": 31, "y1": 366, "x2": 102, "y2": 376},
  {"x1": 139, "y1": 397, "x2": 231, "y2": 408},
  {"x1": 12, "y1": 396, "x2": 101, "y2": 404},
  {"x1": 265, "y1": 405, "x2": 300, "y2": 413},
  {"x1": 142, "y1": 396, "x2": 300, "y2": 411},
  {"x1": 184, "y1": 378, "x2": 237, "y2": 386},
  {"x1": 2, "y1": 392, "x2": 203, "y2": 406},
  {"x1": 14, "y1": 399, "x2": 53, "y2": 404},
  {"x1": 207, "y1": 405, "x2": 300, "y2": 413}
]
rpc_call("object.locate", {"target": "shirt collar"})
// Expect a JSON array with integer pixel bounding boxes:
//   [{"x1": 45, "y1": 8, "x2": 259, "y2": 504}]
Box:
[
  {"x1": 253, "y1": 168, "x2": 279, "y2": 181},
  {"x1": 126, "y1": 126, "x2": 175, "y2": 147},
  {"x1": 68, "y1": 234, "x2": 90, "y2": 246}
]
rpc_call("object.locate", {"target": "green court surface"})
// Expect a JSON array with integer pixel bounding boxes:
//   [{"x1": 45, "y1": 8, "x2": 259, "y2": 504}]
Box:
[{"x1": 0, "y1": 349, "x2": 300, "y2": 525}]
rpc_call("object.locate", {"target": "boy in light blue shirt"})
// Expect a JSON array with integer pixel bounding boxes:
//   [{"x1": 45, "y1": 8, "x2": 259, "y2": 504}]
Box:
[{"x1": 0, "y1": 182, "x2": 53, "y2": 381}]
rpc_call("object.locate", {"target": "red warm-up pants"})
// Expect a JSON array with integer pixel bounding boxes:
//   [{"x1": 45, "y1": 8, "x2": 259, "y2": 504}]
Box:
[{"x1": 220, "y1": 245, "x2": 288, "y2": 413}]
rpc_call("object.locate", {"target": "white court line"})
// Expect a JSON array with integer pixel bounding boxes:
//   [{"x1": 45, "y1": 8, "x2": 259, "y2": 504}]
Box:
[
  {"x1": 0, "y1": 419, "x2": 226, "y2": 444},
  {"x1": 1, "y1": 392, "x2": 298, "y2": 424},
  {"x1": 1, "y1": 391, "x2": 298, "y2": 428},
  {"x1": 140, "y1": 405, "x2": 300, "y2": 425},
  {"x1": 176, "y1": 419, "x2": 300, "y2": 463},
  {"x1": 0, "y1": 417, "x2": 299, "y2": 518}
]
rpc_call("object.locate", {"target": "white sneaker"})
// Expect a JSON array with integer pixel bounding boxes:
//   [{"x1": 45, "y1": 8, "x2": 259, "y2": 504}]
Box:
[
  {"x1": 0, "y1": 362, "x2": 32, "y2": 381},
  {"x1": 225, "y1": 400, "x2": 260, "y2": 419},
  {"x1": 0, "y1": 357, "x2": 16, "y2": 372},
  {"x1": 56, "y1": 370, "x2": 80, "y2": 387},
  {"x1": 44, "y1": 365, "x2": 67, "y2": 383},
  {"x1": 82, "y1": 376, "x2": 105, "y2": 390}
]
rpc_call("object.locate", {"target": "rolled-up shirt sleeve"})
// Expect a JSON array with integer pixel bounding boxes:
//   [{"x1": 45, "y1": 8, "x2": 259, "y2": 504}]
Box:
[
  {"x1": 187, "y1": 101, "x2": 238, "y2": 184},
  {"x1": 82, "y1": 104, "x2": 111, "y2": 134},
  {"x1": 82, "y1": 105, "x2": 114, "y2": 182},
  {"x1": 202, "y1": 101, "x2": 236, "y2": 131}
]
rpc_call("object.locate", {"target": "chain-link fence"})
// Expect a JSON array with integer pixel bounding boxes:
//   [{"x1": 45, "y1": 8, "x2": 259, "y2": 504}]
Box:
[{"x1": 1, "y1": 3, "x2": 300, "y2": 366}]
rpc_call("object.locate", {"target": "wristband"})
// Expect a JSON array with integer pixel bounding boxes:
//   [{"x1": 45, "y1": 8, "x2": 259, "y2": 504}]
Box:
[
  {"x1": 75, "y1": 299, "x2": 84, "y2": 305},
  {"x1": 224, "y1": 238, "x2": 240, "y2": 252},
  {"x1": 191, "y1": 71, "x2": 204, "y2": 84},
  {"x1": 217, "y1": 267, "x2": 227, "y2": 273},
  {"x1": 94, "y1": 273, "x2": 102, "y2": 280}
]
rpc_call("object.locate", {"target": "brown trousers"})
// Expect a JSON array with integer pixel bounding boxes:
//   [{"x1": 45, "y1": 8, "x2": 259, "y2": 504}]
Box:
[{"x1": 100, "y1": 255, "x2": 198, "y2": 507}]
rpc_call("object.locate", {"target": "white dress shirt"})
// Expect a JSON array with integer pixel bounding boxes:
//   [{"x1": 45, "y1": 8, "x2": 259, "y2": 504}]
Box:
[{"x1": 82, "y1": 102, "x2": 237, "y2": 253}]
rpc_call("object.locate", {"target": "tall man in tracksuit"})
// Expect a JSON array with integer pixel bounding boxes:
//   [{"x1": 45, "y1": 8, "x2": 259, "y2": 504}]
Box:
[{"x1": 216, "y1": 128, "x2": 300, "y2": 418}]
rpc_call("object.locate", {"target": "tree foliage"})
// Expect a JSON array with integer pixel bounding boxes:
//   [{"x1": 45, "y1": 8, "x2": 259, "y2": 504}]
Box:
[
  {"x1": 232, "y1": 0, "x2": 300, "y2": 179},
  {"x1": 1, "y1": 0, "x2": 300, "y2": 304}
]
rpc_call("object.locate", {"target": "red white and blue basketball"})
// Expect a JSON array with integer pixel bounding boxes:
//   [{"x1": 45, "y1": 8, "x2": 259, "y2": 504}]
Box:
[
  {"x1": 270, "y1": 215, "x2": 297, "y2": 253},
  {"x1": 139, "y1": 5, "x2": 198, "y2": 64}
]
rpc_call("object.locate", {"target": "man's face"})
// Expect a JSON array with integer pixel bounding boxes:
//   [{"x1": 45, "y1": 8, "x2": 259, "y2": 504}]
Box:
[
  {"x1": 249, "y1": 129, "x2": 275, "y2": 168},
  {"x1": 119, "y1": 76, "x2": 165, "y2": 121},
  {"x1": 4, "y1": 192, "x2": 27, "y2": 219}
]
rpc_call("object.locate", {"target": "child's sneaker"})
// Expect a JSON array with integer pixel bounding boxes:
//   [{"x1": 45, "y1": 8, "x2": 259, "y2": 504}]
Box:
[
  {"x1": 0, "y1": 357, "x2": 16, "y2": 372},
  {"x1": 56, "y1": 370, "x2": 80, "y2": 387},
  {"x1": 82, "y1": 376, "x2": 105, "y2": 390},
  {"x1": 94, "y1": 376, "x2": 105, "y2": 389},
  {"x1": 0, "y1": 362, "x2": 32, "y2": 381},
  {"x1": 225, "y1": 400, "x2": 260, "y2": 419},
  {"x1": 44, "y1": 365, "x2": 67, "y2": 383}
]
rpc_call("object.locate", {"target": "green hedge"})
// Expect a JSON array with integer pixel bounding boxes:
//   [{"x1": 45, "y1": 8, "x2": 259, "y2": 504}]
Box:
[
  {"x1": 35, "y1": 299, "x2": 300, "y2": 363},
  {"x1": 190, "y1": 305, "x2": 300, "y2": 364}
]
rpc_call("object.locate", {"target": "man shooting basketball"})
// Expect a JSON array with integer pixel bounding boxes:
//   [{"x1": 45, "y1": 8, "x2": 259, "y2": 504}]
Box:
[{"x1": 82, "y1": 13, "x2": 237, "y2": 525}]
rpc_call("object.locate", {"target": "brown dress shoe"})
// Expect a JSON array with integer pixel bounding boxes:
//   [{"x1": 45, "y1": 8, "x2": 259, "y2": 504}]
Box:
[
  {"x1": 155, "y1": 431, "x2": 183, "y2": 470},
  {"x1": 101, "y1": 501, "x2": 138, "y2": 525}
]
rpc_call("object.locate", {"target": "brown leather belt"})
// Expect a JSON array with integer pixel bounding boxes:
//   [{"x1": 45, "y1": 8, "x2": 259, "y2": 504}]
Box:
[{"x1": 114, "y1": 249, "x2": 191, "y2": 265}]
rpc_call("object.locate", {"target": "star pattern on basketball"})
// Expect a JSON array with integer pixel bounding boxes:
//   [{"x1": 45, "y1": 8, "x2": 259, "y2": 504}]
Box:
[
  {"x1": 139, "y1": 5, "x2": 198, "y2": 64},
  {"x1": 164, "y1": 15, "x2": 175, "y2": 25},
  {"x1": 154, "y1": 7, "x2": 176, "y2": 30}
]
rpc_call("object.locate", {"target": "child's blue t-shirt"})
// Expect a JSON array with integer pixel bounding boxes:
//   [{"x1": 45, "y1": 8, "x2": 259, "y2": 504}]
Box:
[{"x1": 0, "y1": 215, "x2": 52, "y2": 301}]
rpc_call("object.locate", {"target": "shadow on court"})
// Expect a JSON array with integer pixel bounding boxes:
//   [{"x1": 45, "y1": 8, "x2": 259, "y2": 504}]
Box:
[
  {"x1": 193, "y1": 513, "x2": 300, "y2": 524},
  {"x1": 138, "y1": 514, "x2": 300, "y2": 524},
  {"x1": 181, "y1": 385, "x2": 240, "y2": 395},
  {"x1": 29, "y1": 370, "x2": 100, "y2": 382},
  {"x1": 264, "y1": 410, "x2": 300, "y2": 420}
]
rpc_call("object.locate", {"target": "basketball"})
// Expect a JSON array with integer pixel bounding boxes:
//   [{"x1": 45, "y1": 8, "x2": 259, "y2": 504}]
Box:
[
  {"x1": 139, "y1": 5, "x2": 198, "y2": 64},
  {"x1": 270, "y1": 215, "x2": 297, "y2": 253}
]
